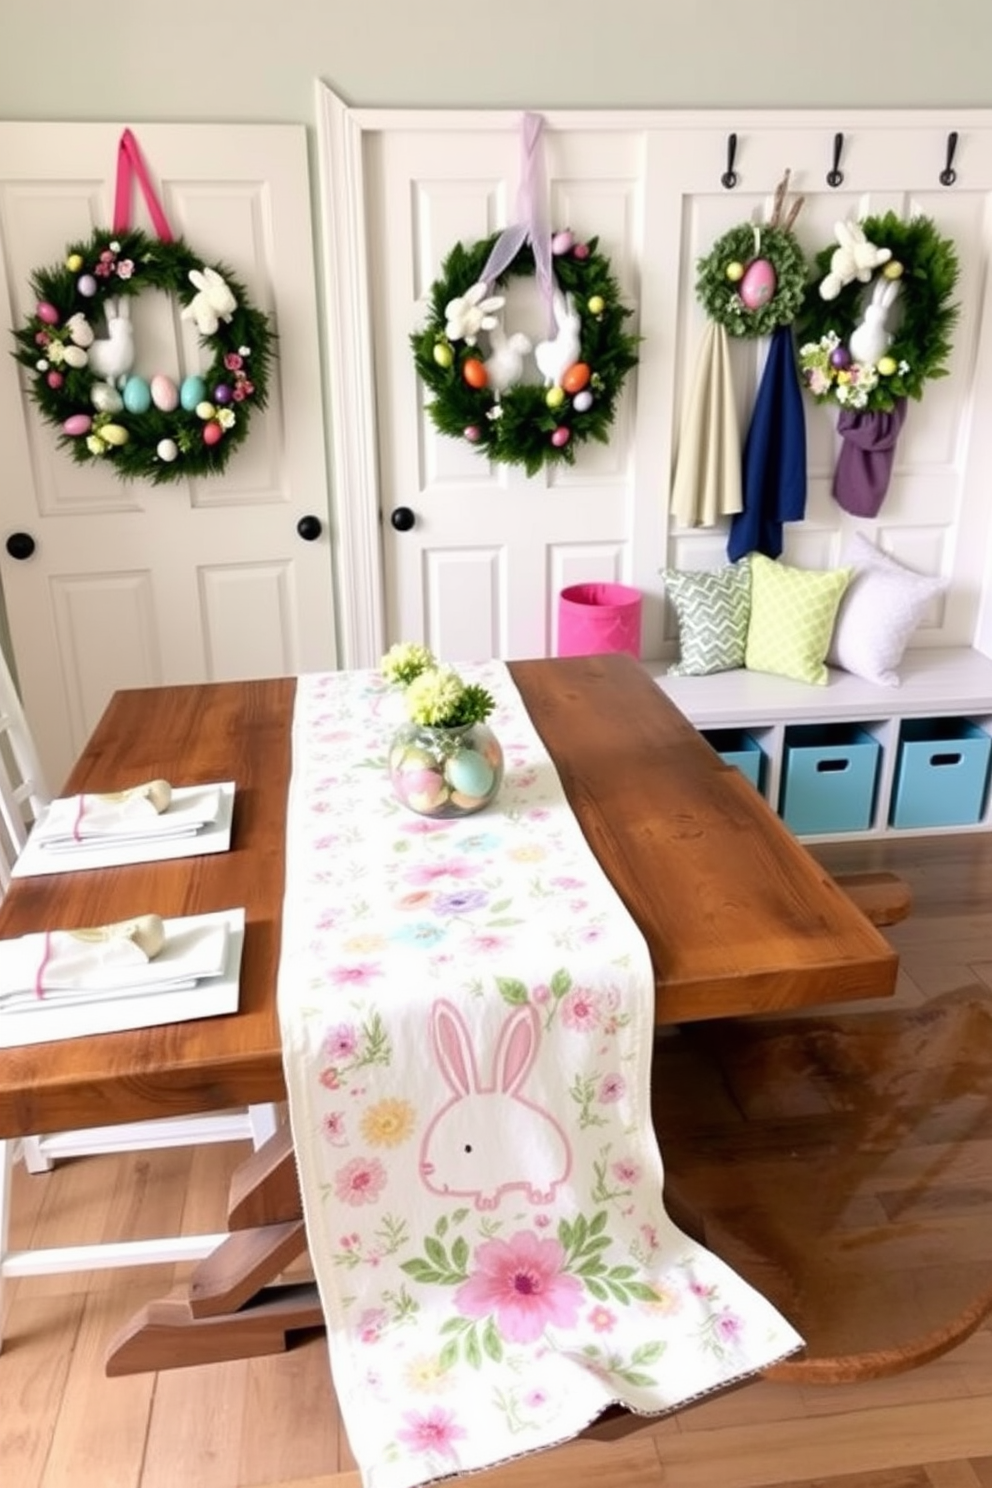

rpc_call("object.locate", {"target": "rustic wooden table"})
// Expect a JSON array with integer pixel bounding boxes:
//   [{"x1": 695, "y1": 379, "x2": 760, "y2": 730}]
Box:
[{"x1": 0, "y1": 654, "x2": 900, "y2": 1374}]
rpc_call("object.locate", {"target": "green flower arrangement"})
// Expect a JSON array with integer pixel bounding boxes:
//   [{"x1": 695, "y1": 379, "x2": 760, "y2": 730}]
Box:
[{"x1": 404, "y1": 666, "x2": 496, "y2": 731}]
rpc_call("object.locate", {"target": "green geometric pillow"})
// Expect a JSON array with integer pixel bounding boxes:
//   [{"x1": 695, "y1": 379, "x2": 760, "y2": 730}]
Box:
[
  {"x1": 745, "y1": 554, "x2": 853, "y2": 686},
  {"x1": 664, "y1": 560, "x2": 751, "y2": 677}
]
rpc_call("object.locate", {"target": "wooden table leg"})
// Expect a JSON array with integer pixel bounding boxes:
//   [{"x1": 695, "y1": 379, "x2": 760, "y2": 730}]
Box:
[{"x1": 106, "y1": 1125, "x2": 326, "y2": 1375}]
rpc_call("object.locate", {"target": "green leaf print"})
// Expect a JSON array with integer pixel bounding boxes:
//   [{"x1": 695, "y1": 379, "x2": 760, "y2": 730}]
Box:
[
  {"x1": 550, "y1": 968, "x2": 572, "y2": 998},
  {"x1": 496, "y1": 976, "x2": 529, "y2": 1006},
  {"x1": 400, "y1": 1233, "x2": 469, "y2": 1287}
]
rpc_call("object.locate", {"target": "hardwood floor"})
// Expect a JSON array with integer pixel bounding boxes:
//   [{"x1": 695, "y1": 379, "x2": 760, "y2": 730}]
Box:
[{"x1": 3, "y1": 833, "x2": 992, "y2": 1488}]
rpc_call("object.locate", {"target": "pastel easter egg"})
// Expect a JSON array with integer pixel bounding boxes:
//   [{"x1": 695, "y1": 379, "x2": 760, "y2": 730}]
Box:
[
  {"x1": 545, "y1": 386, "x2": 565, "y2": 409},
  {"x1": 883, "y1": 260, "x2": 904, "y2": 280},
  {"x1": 62, "y1": 413, "x2": 92, "y2": 437},
  {"x1": 156, "y1": 438, "x2": 179, "y2": 463},
  {"x1": 739, "y1": 257, "x2": 777, "y2": 310},
  {"x1": 726, "y1": 260, "x2": 745, "y2": 282},
  {"x1": 180, "y1": 375, "x2": 207, "y2": 411},
  {"x1": 432, "y1": 341, "x2": 453, "y2": 369},
  {"x1": 62, "y1": 345, "x2": 89, "y2": 369},
  {"x1": 464, "y1": 425, "x2": 482, "y2": 442},
  {"x1": 213, "y1": 383, "x2": 233, "y2": 405},
  {"x1": 77, "y1": 274, "x2": 98, "y2": 298},
  {"x1": 150, "y1": 374, "x2": 179, "y2": 412},
  {"x1": 462, "y1": 357, "x2": 487, "y2": 389},
  {"x1": 90, "y1": 382, "x2": 124, "y2": 414},
  {"x1": 551, "y1": 229, "x2": 574, "y2": 255},
  {"x1": 572, "y1": 243, "x2": 590, "y2": 260},
  {"x1": 195, "y1": 400, "x2": 216, "y2": 421},
  {"x1": 66, "y1": 253, "x2": 84, "y2": 273},
  {"x1": 46, "y1": 370, "x2": 64, "y2": 390},
  {"x1": 572, "y1": 389, "x2": 594, "y2": 412},
  {"x1": 123, "y1": 376, "x2": 152, "y2": 415},
  {"x1": 561, "y1": 362, "x2": 591, "y2": 394},
  {"x1": 551, "y1": 427, "x2": 571, "y2": 448},
  {"x1": 877, "y1": 355, "x2": 898, "y2": 376},
  {"x1": 202, "y1": 421, "x2": 224, "y2": 446},
  {"x1": 829, "y1": 346, "x2": 851, "y2": 370},
  {"x1": 36, "y1": 301, "x2": 60, "y2": 325},
  {"x1": 101, "y1": 423, "x2": 130, "y2": 447},
  {"x1": 587, "y1": 295, "x2": 605, "y2": 315},
  {"x1": 445, "y1": 749, "x2": 494, "y2": 798}
]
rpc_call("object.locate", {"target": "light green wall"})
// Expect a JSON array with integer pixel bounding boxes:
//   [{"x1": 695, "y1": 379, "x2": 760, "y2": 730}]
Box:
[{"x1": 0, "y1": 1, "x2": 988, "y2": 118}]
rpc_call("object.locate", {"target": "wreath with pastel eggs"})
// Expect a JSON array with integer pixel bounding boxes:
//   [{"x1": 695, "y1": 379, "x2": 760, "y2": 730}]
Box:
[
  {"x1": 12, "y1": 227, "x2": 275, "y2": 484},
  {"x1": 410, "y1": 228, "x2": 640, "y2": 477}
]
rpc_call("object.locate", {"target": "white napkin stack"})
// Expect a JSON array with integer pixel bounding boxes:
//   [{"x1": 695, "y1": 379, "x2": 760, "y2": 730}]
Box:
[{"x1": 34, "y1": 783, "x2": 222, "y2": 851}]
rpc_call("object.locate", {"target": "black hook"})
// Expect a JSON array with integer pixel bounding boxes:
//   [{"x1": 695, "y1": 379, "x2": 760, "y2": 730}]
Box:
[
  {"x1": 940, "y1": 131, "x2": 958, "y2": 186},
  {"x1": 826, "y1": 132, "x2": 844, "y2": 188},
  {"x1": 721, "y1": 133, "x2": 738, "y2": 190}
]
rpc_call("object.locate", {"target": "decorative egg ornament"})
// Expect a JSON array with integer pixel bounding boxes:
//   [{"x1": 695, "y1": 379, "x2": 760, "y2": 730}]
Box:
[
  {"x1": 829, "y1": 346, "x2": 852, "y2": 370},
  {"x1": 877, "y1": 355, "x2": 898, "y2": 376},
  {"x1": 739, "y1": 257, "x2": 777, "y2": 310},
  {"x1": 551, "y1": 229, "x2": 574, "y2": 255},
  {"x1": 14, "y1": 225, "x2": 274, "y2": 485},
  {"x1": 561, "y1": 362, "x2": 591, "y2": 394},
  {"x1": 883, "y1": 260, "x2": 905, "y2": 280},
  {"x1": 545, "y1": 386, "x2": 566, "y2": 409},
  {"x1": 462, "y1": 357, "x2": 488, "y2": 389},
  {"x1": 432, "y1": 341, "x2": 453, "y2": 369},
  {"x1": 550, "y1": 427, "x2": 571, "y2": 447},
  {"x1": 587, "y1": 295, "x2": 605, "y2": 315},
  {"x1": 572, "y1": 389, "x2": 594, "y2": 412},
  {"x1": 725, "y1": 261, "x2": 745, "y2": 283}
]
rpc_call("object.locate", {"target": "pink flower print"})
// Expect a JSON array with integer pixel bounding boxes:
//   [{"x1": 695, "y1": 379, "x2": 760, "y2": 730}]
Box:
[
  {"x1": 405, "y1": 858, "x2": 474, "y2": 886},
  {"x1": 689, "y1": 1278, "x2": 718, "y2": 1301},
  {"x1": 598, "y1": 1073, "x2": 625, "y2": 1104},
  {"x1": 551, "y1": 876, "x2": 584, "y2": 890},
  {"x1": 561, "y1": 987, "x2": 600, "y2": 1032},
  {"x1": 612, "y1": 1158, "x2": 641, "y2": 1186},
  {"x1": 319, "y1": 1067, "x2": 340, "y2": 1090},
  {"x1": 396, "y1": 1406, "x2": 467, "y2": 1461},
  {"x1": 334, "y1": 1156, "x2": 386, "y2": 1207},
  {"x1": 321, "y1": 1110, "x2": 347, "y2": 1145},
  {"x1": 467, "y1": 932, "x2": 507, "y2": 954},
  {"x1": 714, "y1": 1308, "x2": 744, "y2": 1344},
  {"x1": 323, "y1": 1023, "x2": 358, "y2": 1060},
  {"x1": 224, "y1": 351, "x2": 244, "y2": 371},
  {"x1": 523, "y1": 1387, "x2": 548, "y2": 1409},
  {"x1": 588, "y1": 1306, "x2": 616, "y2": 1334},
  {"x1": 329, "y1": 961, "x2": 381, "y2": 987},
  {"x1": 455, "y1": 1231, "x2": 584, "y2": 1344},
  {"x1": 358, "y1": 1306, "x2": 387, "y2": 1343},
  {"x1": 580, "y1": 925, "x2": 604, "y2": 944},
  {"x1": 433, "y1": 888, "x2": 488, "y2": 915},
  {"x1": 531, "y1": 983, "x2": 551, "y2": 1005},
  {"x1": 340, "y1": 1232, "x2": 360, "y2": 1250},
  {"x1": 640, "y1": 1224, "x2": 659, "y2": 1253}
]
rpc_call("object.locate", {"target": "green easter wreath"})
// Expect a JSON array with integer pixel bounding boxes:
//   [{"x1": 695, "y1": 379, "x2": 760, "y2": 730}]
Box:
[
  {"x1": 12, "y1": 227, "x2": 274, "y2": 484},
  {"x1": 410, "y1": 230, "x2": 639, "y2": 478},
  {"x1": 695, "y1": 221, "x2": 808, "y2": 338},
  {"x1": 796, "y1": 212, "x2": 959, "y2": 414}
]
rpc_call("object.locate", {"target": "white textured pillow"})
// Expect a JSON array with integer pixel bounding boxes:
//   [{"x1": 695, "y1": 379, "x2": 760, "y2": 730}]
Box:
[{"x1": 827, "y1": 534, "x2": 946, "y2": 687}]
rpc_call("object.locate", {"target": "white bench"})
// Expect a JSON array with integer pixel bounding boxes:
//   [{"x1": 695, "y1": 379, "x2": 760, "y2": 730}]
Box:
[{"x1": 647, "y1": 646, "x2": 992, "y2": 842}]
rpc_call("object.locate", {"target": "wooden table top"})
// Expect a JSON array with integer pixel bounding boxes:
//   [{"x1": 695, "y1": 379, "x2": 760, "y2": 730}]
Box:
[{"x1": 0, "y1": 655, "x2": 896, "y2": 1139}]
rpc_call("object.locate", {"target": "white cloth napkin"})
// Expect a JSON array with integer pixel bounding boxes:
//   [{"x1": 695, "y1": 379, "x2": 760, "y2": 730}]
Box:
[
  {"x1": 33, "y1": 785, "x2": 222, "y2": 850},
  {"x1": 0, "y1": 917, "x2": 231, "y2": 1011}
]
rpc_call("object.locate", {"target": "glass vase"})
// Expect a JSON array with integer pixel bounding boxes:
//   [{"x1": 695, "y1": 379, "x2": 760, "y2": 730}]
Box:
[{"x1": 388, "y1": 721, "x2": 504, "y2": 818}]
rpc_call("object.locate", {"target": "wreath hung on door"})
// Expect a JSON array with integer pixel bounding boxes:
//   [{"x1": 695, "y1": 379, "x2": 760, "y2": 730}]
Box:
[
  {"x1": 795, "y1": 212, "x2": 959, "y2": 413},
  {"x1": 12, "y1": 226, "x2": 275, "y2": 484},
  {"x1": 410, "y1": 229, "x2": 639, "y2": 477}
]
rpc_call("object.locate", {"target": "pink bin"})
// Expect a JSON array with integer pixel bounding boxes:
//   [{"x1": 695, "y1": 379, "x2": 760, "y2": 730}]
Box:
[{"x1": 557, "y1": 582, "x2": 642, "y2": 659}]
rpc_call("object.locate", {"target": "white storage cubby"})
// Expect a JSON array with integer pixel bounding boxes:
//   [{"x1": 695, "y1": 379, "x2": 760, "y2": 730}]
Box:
[{"x1": 651, "y1": 647, "x2": 992, "y2": 842}]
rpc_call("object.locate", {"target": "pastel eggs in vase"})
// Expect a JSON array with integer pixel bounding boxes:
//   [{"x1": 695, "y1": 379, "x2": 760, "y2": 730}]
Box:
[{"x1": 389, "y1": 722, "x2": 504, "y2": 818}]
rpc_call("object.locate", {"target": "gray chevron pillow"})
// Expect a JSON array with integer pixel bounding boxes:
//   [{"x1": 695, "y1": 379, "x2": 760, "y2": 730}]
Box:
[{"x1": 664, "y1": 559, "x2": 751, "y2": 676}]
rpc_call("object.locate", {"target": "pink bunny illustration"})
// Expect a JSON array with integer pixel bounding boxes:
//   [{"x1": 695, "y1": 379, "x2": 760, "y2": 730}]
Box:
[
  {"x1": 534, "y1": 289, "x2": 582, "y2": 388},
  {"x1": 419, "y1": 999, "x2": 572, "y2": 1210}
]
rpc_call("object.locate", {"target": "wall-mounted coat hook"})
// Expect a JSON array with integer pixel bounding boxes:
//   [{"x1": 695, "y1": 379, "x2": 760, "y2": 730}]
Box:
[
  {"x1": 940, "y1": 131, "x2": 959, "y2": 186},
  {"x1": 721, "y1": 133, "x2": 738, "y2": 189},
  {"x1": 826, "y1": 132, "x2": 845, "y2": 188}
]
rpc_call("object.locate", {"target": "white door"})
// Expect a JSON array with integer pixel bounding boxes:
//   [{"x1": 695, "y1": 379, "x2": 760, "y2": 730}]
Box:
[
  {"x1": 0, "y1": 123, "x2": 336, "y2": 788},
  {"x1": 320, "y1": 95, "x2": 992, "y2": 672},
  {"x1": 362, "y1": 122, "x2": 665, "y2": 663}
]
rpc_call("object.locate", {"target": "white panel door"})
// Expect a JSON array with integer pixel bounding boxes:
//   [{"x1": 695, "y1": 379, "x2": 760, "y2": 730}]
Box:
[
  {"x1": 365, "y1": 125, "x2": 664, "y2": 662},
  {"x1": 0, "y1": 123, "x2": 336, "y2": 788},
  {"x1": 321, "y1": 96, "x2": 992, "y2": 674}
]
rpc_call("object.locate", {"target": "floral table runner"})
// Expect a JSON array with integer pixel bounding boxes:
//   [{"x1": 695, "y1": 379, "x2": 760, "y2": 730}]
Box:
[{"x1": 277, "y1": 663, "x2": 802, "y2": 1488}]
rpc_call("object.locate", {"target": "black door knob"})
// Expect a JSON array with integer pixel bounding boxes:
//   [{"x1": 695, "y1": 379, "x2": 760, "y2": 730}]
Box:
[
  {"x1": 296, "y1": 515, "x2": 322, "y2": 542},
  {"x1": 390, "y1": 506, "x2": 416, "y2": 532},
  {"x1": 5, "y1": 532, "x2": 36, "y2": 561}
]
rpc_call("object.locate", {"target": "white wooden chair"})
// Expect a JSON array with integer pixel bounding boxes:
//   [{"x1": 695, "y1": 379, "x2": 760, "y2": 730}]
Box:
[{"x1": 0, "y1": 645, "x2": 280, "y2": 1350}]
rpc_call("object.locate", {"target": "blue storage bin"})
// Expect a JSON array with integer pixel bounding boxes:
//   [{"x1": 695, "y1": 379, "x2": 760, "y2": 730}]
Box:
[
  {"x1": 701, "y1": 728, "x2": 764, "y2": 790},
  {"x1": 890, "y1": 718, "x2": 992, "y2": 828},
  {"x1": 780, "y1": 724, "x2": 880, "y2": 835}
]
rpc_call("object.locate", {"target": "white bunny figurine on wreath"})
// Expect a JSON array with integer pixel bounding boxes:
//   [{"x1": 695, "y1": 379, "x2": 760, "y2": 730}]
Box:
[
  {"x1": 181, "y1": 266, "x2": 238, "y2": 336},
  {"x1": 819, "y1": 220, "x2": 893, "y2": 302},
  {"x1": 849, "y1": 277, "x2": 901, "y2": 367},
  {"x1": 87, "y1": 296, "x2": 135, "y2": 385},
  {"x1": 534, "y1": 289, "x2": 582, "y2": 388}
]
